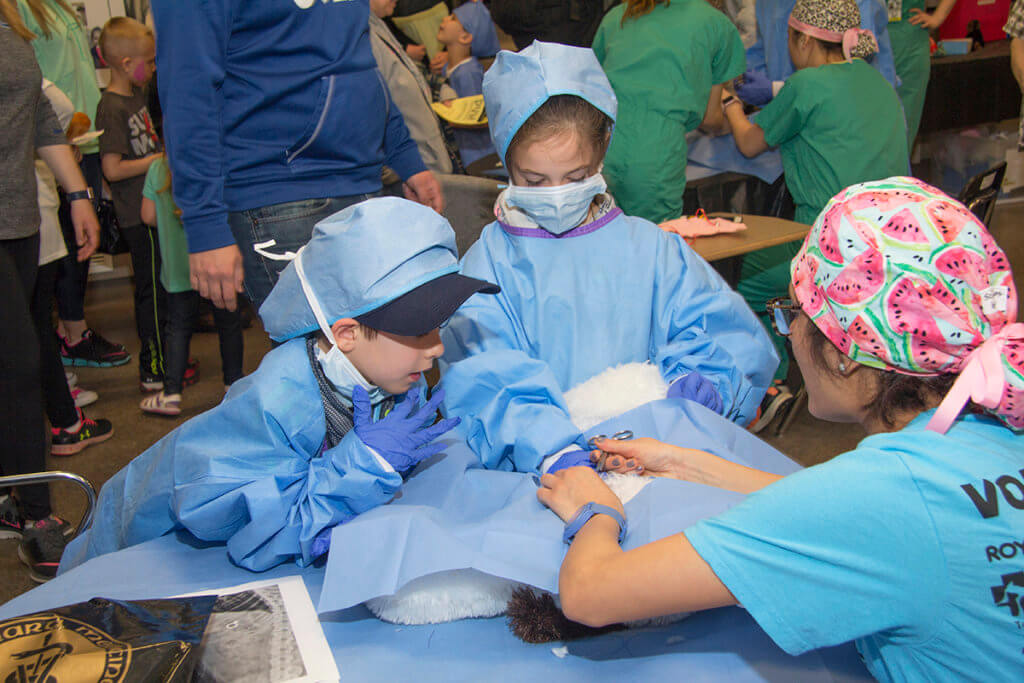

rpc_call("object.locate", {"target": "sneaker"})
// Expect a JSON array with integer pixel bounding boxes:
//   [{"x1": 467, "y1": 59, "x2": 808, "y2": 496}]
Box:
[
  {"x1": 749, "y1": 382, "x2": 795, "y2": 434},
  {"x1": 60, "y1": 329, "x2": 130, "y2": 367},
  {"x1": 140, "y1": 391, "x2": 182, "y2": 416},
  {"x1": 65, "y1": 371, "x2": 77, "y2": 388},
  {"x1": 139, "y1": 338, "x2": 165, "y2": 392},
  {"x1": 70, "y1": 386, "x2": 98, "y2": 408},
  {"x1": 0, "y1": 495, "x2": 23, "y2": 540},
  {"x1": 183, "y1": 358, "x2": 200, "y2": 387},
  {"x1": 18, "y1": 517, "x2": 70, "y2": 582},
  {"x1": 51, "y1": 408, "x2": 114, "y2": 456}
]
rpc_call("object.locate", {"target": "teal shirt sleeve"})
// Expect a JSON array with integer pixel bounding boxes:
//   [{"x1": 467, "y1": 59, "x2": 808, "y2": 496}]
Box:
[
  {"x1": 684, "y1": 448, "x2": 947, "y2": 655},
  {"x1": 711, "y1": 18, "x2": 747, "y2": 85},
  {"x1": 754, "y1": 74, "x2": 809, "y2": 148}
]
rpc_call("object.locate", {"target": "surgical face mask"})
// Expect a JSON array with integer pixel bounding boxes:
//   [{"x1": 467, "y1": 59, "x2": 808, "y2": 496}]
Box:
[
  {"x1": 316, "y1": 343, "x2": 387, "y2": 404},
  {"x1": 506, "y1": 173, "x2": 607, "y2": 235},
  {"x1": 294, "y1": 250, "x2": 387, "y2": 404}
]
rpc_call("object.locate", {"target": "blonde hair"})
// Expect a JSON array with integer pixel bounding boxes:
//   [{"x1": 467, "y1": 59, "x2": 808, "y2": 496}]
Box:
[
  {"x1": 621, "y1": 0, "x2": 670, "y2": 25},
  {"x1": 98, "y1": 16, "x2": 153, "y2": 64},
  {"x1": 0, "y1": 0, "x2": 35, "y2": 40},
  {"x1": 17, "y1": 0, "x2": 76, "y2": 39}
]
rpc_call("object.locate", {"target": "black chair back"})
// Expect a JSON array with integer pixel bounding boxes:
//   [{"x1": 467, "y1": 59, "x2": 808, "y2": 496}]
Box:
[{"x1": 958, "y1": 162, "x2": 1007, "y2": 226}]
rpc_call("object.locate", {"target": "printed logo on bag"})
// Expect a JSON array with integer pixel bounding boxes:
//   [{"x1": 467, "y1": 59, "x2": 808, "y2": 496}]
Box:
[{"x1": 0, "y1": 614, "x2": 129, "y2": 683}]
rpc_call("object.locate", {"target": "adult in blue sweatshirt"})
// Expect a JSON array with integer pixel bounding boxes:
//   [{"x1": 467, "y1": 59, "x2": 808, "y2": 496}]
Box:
[{"x1": 150, "y1": 0, "x2": 445, "y2": 311}]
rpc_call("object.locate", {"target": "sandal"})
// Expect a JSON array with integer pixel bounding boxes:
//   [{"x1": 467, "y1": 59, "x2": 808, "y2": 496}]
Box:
[{"x1": 140, "y1": 392, "x2": 182, "y2": 416}]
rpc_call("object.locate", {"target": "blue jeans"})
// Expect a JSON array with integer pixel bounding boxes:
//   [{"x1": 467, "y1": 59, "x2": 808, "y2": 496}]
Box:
[{"x1": 228, "y1": 193, "x2": 378, "y2": 309}]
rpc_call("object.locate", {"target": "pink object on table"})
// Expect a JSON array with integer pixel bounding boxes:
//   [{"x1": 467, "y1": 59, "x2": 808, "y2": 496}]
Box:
[{"x1": 658, "y1": 211, "x2": 747, "y2": 238}]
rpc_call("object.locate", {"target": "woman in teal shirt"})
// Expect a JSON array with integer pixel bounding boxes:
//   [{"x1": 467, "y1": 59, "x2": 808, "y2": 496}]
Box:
[
  {"x1": 593, "y1": 0, "x2": 746, "y2": 223},
  {"x1": 537, "y1": 177, "x2": 1024, "y2": 682}
]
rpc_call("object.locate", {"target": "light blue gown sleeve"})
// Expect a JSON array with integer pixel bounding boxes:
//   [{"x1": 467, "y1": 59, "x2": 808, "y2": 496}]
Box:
[
  {"x1": 171, "y1": 396, "x2": 402, "y2": 571},
  {"x1": 439, "y1": 247, "x2": 585, "y2": 473},
  {"x1": 652, "y1": 236, "x2": 779, "y2": 423},
  {"x1": 861, "y1": 0, "x2": 899, "y2": 89}
]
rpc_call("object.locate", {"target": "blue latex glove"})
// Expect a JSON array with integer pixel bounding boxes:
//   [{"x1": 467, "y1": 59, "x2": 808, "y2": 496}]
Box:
[
  {"x1": 734, "y1": 69, "x2": 774, "y2": 106},
  {"x1": 668, "y1": 372, "x2": 724, "y2": 414},
  {"x1": 546, "y1": 449, "x2": 597, "y2": 474},
  {"x1": 353, "y1": 385, "x2": 461, "y2": 473}
]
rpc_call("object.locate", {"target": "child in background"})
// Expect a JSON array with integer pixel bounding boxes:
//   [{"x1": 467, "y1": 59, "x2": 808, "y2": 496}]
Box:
[
  {"x1": 94, "y1": 16, "x2": 169, "y2": 392},
  {"x1": 139, "y1": 155, "x2": 244, "y2": 416},
  {"x1": 439, "y1": 42, "x2": 777, "y2": 476},
  {"x1": 722, "y1": 0, "x2": 909, "y2": 430},
  {"x1": 60, "y1": 198, "x2": 500, "y2": 573},
  {"x1": 436, "y1": 1, "x2": 497, "y2": 167}
]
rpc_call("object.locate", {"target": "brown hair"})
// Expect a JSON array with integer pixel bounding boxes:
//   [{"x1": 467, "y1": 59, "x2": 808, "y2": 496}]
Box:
[
  {"x1": 1, "y1": 0, "x2": 35, "y2": 40},
  {"x1": 98, "y1": 15, "x2": 153, "y2": 64},
  {"x1": 505, "y1": 95, "x2": 613, "y2": 170},
  {"x1": 18, "y1": 0, "x2": 76, "y2": 39},
  {"x1": 804, "y1": 318, "x2": 957, "y2": 429},
  {"x1": 621, "y1": 0, "x2": 670, "y2": 25}
]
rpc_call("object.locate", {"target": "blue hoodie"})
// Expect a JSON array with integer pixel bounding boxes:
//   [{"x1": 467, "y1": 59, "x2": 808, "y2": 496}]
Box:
[{"x1": 151, "y1": 0, "x2": 427, "y2": 253}]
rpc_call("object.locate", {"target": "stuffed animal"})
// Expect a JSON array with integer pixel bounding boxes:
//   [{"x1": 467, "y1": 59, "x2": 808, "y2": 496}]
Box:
[{"x1": 364, "y1": 362, "x2": 687, "y2": 641}]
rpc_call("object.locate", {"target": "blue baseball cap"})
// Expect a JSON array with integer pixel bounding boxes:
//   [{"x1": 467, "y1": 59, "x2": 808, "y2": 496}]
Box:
[{"x1": 259, "y1": 197, "x2": 499, "y2": 341}]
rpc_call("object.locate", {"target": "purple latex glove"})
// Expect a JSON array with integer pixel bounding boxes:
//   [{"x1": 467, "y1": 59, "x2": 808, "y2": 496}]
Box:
[
  {"x1": 311, "y1": 521, "x2": 347, "y2": 559},
  {"x1": 668, "y1": 372, "x2": 724, "y2": 414},
  {"x1": 546, "y1": 449, "x2": 597, "y2": 474},
  {"x1": 353, "y1": 386, "x2": 461, "y2": 473},
  {"x1": 734, "y1": 69, "x2": 774, "y2": 106}
]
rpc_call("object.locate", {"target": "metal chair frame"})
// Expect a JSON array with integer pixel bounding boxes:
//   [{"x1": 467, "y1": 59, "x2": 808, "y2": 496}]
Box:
[
  {"x1": 0, "y1": 471, "x2": 96, "y2": 540},
  {"x1": 958, "y1": 161, "x2": 1007, "y2": 227}
]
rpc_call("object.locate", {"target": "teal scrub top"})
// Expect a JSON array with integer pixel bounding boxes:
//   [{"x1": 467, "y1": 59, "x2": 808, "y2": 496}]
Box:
[
  {"x1": 593, "y1": 0, "x2": 746, "y2": 222},
  {"x1": 17, "y1": 1, "x2": 101, "y2": 154},
  {"x1": 886, "y1": 0, "x2": 931, "y2": 146},
  {"x1": 757, "y1": 59, "x2": 909, "y2": 225}
]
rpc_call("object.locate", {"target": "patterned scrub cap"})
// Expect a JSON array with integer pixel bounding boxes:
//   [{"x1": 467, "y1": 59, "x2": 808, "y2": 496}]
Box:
[
  {"x1": 791, "y1": 176, "x2": 1024, "y2": 432},
  {"x1": 789, "y1": 0, "x2": 879, "y2": 60}
]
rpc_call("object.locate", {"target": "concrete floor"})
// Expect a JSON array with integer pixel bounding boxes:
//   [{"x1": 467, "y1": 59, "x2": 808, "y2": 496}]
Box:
[{"x1": 3, "y1": 198, "x2": 1021, "y2": 607}]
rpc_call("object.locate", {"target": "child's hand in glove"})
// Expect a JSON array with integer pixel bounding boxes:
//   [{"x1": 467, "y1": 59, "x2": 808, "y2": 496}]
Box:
[{"x1": 353, "y1": 385, "x2": 460, "y2": 473}]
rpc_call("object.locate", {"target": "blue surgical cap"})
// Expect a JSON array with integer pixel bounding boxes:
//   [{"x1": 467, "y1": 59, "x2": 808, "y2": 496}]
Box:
[
  {"x1": 482, "y1": 41, "x2": 618, "y2": 164},
  {"x1": 453, "y1": 1, "x2": 500, "y2": 58},
  {"x1": 260, "y1": 198, "x2": 461, "y2": 342}
]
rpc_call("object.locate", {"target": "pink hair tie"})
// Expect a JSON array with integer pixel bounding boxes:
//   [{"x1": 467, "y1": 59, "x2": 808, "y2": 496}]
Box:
[
  {"x1": 842, "y1": 28, "x2": 878, "y2": 60},
  {"x1": 926, "y1": 323, "x2": 1024, "y2": 433}
]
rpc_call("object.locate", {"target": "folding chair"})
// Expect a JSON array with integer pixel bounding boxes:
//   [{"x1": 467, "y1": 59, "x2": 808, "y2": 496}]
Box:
[{"x1": 958, "y1": 161, "x2": 1007, "y2": 226}]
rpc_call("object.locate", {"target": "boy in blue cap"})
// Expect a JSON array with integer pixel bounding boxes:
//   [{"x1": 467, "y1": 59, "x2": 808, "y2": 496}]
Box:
[
  {"x1": 437, "y1": 1, "x2": 498, "y2": 167},
  {"x1": 61, "y1": 198, "x2": 499, "y2": 573}
]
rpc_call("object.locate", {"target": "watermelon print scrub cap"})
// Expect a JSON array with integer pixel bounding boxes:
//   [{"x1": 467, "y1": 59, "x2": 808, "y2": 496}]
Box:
[{"x1": 791, "y1": 176, "x2": 1024, "y2": 432}]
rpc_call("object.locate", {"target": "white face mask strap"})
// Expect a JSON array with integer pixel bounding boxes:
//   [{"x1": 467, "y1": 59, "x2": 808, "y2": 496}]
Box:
[{"x1": 293, "y1": 250, "x2": 337, "y2": 342}]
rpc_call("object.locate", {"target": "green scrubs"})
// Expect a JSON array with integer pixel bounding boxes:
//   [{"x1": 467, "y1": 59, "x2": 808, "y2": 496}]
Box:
[
  {"x1": 887, "y1": 0, "x2": 931, "y2": 148},
  {"x1": 593, "y1": 0, "x2": 745, "y2": 223},
  {"x1": 739, "y1": 59, "x2": 909, "y2": 378},
  {"x1": 17, "y1": 0, "x2": 101, "y2": 154}
]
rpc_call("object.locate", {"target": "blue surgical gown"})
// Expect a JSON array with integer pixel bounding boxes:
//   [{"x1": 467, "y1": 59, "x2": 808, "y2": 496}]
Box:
[
  {"x1": 746, "y1": 0, "x2": 899, "y2": 89},
  {"x1": 439, "y1": 209, "x2": 779, "y2": 473},
  {"x1": 60, "y1": 338, "x2": 402, "y2": 573}
]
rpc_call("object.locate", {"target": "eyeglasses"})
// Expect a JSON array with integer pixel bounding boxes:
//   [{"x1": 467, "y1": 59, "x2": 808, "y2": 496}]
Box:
[{"x1": 766, "y1": 297, "x2": 802, "y2": 337}]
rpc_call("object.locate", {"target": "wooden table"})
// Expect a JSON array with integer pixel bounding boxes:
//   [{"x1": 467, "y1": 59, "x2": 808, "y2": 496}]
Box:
[{"x1": 689, "y1": 213, "x2": 810, "y2": 263}]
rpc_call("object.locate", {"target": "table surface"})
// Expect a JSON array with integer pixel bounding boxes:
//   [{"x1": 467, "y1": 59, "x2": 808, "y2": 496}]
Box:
[{"x1": 689, "y1": 213, "x2": 809, "y2": 262}]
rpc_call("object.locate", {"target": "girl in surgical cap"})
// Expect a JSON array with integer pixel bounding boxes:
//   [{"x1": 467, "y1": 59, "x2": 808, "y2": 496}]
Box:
[
  {"x1": 723, "y1": 0, "x2": 910, "y2": 409},
  {"x1": 592, "y1": 0, "x2": 747, "y2": 223},
  {"x1": 539, "y1": 177, "x2": 1024, "y2": 682},
  {"x1": 438, "y1": 41, "x2": 779, "y2": 476}
]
